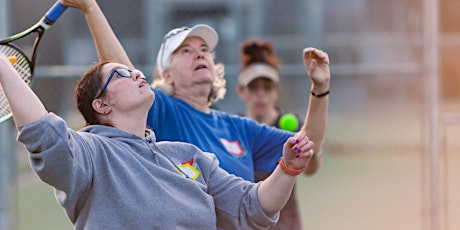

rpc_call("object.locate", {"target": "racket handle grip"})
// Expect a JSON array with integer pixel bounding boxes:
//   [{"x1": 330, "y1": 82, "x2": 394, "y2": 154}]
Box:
[{"x1": 44, "y1": 1, "x2": 68, "y2": 24}]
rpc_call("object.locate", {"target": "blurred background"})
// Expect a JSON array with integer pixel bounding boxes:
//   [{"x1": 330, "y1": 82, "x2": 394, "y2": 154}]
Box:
[{"x1": 0, "y1": 0, "x2": 459, "y2": 229}]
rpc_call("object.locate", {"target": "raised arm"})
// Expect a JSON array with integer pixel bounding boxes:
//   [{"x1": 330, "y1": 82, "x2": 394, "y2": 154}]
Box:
[
  {"x1": 61, "y1": 0, "x2": 133, "y2": 68},
  {"x1": 0, "y1": 55, "x2": 47, "y2": 126},
  {"x1": 258, "y1": 131, "x2": 313, "y2": 213},
  {"x1": 300, "y1": 47, "x2": 330, "y2": 175}
]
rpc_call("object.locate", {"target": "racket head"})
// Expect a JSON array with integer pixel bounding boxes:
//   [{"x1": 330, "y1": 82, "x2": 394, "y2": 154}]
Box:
[{"x1": 0, "y1": 44, "x2": 33, "y2": 123}]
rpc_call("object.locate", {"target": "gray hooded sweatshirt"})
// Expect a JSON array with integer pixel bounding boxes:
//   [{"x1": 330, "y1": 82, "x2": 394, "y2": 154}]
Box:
[{"x1": 18, "y1": 113, "x2": 278, "y2": 229}]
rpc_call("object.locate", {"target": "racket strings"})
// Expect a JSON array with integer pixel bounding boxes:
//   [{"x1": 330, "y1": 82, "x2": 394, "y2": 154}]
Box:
[{"x1": 0, "y1": 45, "x2": 32, "y2": 122}]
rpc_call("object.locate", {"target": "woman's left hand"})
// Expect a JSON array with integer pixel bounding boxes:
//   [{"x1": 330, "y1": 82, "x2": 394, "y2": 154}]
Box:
[
  {"x1": 282, "y1": 131, "x2": 314, "y2": 169},
  {"x1": 302, "y1": 47, "x2": 330, "y2": 92}
]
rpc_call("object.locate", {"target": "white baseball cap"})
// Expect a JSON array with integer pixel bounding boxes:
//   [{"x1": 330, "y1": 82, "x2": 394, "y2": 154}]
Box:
[{"x1": 156, "y1": 24, "x2": 219, "y2": 74}]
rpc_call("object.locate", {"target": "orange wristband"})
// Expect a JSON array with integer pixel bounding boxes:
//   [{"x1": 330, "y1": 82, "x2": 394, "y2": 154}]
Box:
[{"x1": 279, "y1": 157, "x2": 305, "y2": 176}]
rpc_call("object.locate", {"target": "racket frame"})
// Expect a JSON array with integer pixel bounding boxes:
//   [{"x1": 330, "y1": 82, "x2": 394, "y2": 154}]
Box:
[{"x1": 0, "y1": 1, "x2": 67, "y2": 123}]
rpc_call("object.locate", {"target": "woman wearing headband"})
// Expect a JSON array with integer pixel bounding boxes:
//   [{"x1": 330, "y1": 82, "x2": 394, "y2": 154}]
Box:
[{"x1": 236, "y1": 38, "x2": 308, "y2": 230}]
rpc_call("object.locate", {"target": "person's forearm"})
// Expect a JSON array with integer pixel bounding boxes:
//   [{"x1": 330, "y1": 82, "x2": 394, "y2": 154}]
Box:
[
  {"x1": 83, "y1": 1, "x2": 133, "y2": 67},
  {"x1": 299, "y1": 47, "x2": 330, "y2": 175},
  {"x1": 301, "y1": 83, "x2": 329, "y2": 174},
  {"x1": 0, "y1": 58, "x2": 47, "y2": 126},
  {"x1": 257, "y1": 166, "x2": 296, "y2": 214},
  {"x1": 302, "y1": 83, "x2": 329, "y2": 152}
]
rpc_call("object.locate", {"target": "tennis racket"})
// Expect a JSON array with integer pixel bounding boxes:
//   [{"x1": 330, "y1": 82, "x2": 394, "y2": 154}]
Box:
[{"x1": 0, "y1": 1, "x2": 67, "y2": 123}]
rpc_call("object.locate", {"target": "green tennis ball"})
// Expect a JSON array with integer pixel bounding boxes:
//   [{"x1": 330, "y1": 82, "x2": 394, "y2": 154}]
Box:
[{"x1": 279, "y1": 113, "x2": 299, "y2": 132}]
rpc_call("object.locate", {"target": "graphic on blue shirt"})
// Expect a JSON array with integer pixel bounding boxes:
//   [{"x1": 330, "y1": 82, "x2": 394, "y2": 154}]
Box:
[
  {"x1": 219, "y1": 138, "x2": 246, "y2": 158},
  {"x1": 147, "y1": 88, "x2": 293, "y2": 182}
]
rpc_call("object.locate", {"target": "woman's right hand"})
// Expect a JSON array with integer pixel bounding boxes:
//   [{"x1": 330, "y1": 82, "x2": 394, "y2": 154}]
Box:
[{"x1": 60, "y1": 0, "x2": 94, "y2": 12}]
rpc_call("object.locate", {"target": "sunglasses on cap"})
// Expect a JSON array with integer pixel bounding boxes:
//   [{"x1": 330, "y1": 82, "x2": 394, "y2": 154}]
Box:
[{"x1": 159, "y1": 27, "x2": 191, "y2": 70}]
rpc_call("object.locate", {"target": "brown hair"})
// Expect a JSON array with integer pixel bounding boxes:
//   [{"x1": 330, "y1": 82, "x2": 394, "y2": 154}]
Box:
[
  {"x1": 75, "y1": 61, "x2": 112, "y2": 126},
  {"x1": 239, "y1": 38, "x2": 281, "y2": 72}
]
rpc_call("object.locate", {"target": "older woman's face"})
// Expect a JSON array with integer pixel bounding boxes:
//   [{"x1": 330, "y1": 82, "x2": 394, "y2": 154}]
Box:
[
  {"x1": 99, "y1": 63, "x2": 154, "y2": 112},
  {"x1": 164, "y1": 37, "x2": 216, "y2": 94}
]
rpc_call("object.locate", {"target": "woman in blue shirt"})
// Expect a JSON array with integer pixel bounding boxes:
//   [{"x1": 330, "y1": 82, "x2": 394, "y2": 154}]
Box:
[{"x1": 62, "y1": 0, "x2": 330, "y2": 186}]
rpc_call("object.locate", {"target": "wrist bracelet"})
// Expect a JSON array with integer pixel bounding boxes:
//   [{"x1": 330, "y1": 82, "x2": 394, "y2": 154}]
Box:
[
  {"x1": 279, "y1": 157, "x2": 305, "y2": 176},
  {"x1": 311, "y1": 90, "x2": 329, "y2": 97}
]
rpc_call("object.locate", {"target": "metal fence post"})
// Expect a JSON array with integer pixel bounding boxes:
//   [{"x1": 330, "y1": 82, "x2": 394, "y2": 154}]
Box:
[
  {"x1": 422, "y1": 0, "x2": 440, "y2": 229},
  {"x1": 0, "y1": 123, "x2": 11, "y2": 230},
  {"x1": 0, "y1": 0, "x2": 15, "y2": 229}
]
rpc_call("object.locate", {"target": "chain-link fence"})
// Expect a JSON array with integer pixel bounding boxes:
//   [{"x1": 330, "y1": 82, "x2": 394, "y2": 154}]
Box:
[{"x1": 1, "y1": 0, "x2": 459, "y2": 229}]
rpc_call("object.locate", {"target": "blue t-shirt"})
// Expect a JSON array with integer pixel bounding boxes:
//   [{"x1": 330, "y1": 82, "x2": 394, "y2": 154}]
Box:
[{"x1": 147, "y1": 88, "x2": 293, "y2": 182}]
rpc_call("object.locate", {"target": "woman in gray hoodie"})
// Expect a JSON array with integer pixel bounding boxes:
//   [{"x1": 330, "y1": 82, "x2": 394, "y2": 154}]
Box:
[{"x1": 0, "y1": 56, "x2": 314, "y2": 229}]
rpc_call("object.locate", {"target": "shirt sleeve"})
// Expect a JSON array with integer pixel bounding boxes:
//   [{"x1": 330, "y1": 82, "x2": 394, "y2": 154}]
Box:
[
  {"x1": 250, "y1": 120, "x2": 294, "y2": 173},
  {"x1": 202, "y1": 152, "x2": 279, "y2": 229},
  {"x1": 17, "y1": 113, "x2": 94, "y2": 216}
]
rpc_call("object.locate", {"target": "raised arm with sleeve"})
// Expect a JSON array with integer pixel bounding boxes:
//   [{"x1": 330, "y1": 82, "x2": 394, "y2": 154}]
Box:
[
  {"x1": 61, "y1": 0, "x2": 133, "y2": 67},
  {"x1": 300, "y1": 47, "x2": 330, "y2": 175},
  {"x1": 0, "y1": 55, "x2": 47, "y2": 126}
]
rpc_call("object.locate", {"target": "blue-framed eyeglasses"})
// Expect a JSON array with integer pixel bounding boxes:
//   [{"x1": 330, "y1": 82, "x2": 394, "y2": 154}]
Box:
[
  {"x1": 159, "y1": 27, "x2": 190, "y2": 70},
  {"x1": 96, "y1": 68, "x2": 144, "y2": 98}
]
